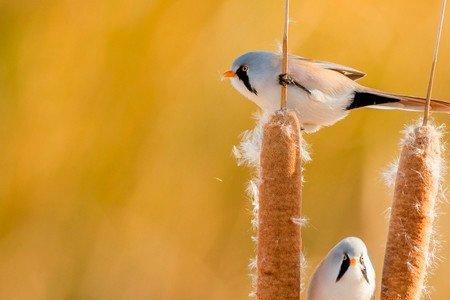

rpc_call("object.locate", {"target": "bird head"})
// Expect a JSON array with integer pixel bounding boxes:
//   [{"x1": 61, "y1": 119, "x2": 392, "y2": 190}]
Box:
[
  {"x1": 223, "y1": 51, "x2": 280, "y2": 100},
  {"x1": 330, "y1": 237, "x2": 374, "y2": 285}
]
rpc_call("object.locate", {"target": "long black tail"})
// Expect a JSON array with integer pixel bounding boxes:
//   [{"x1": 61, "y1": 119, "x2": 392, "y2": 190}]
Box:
[{"x1": 347, "y1": 90, "x2": 450, "y2": 113}]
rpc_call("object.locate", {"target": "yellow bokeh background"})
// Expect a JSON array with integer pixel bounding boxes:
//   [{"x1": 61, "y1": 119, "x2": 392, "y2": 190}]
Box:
[{"x1": 1, "y1": 0, "x2": 450, "y2": 299}]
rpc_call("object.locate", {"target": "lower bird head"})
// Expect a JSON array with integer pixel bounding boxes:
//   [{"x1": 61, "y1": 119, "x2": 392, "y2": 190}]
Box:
[{"x1": 331, "y1": 237, "x2": 375, "y2": 287}]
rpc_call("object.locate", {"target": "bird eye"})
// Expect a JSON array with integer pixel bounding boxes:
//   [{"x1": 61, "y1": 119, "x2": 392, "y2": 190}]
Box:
[
  {"x1": 360, "y1": 256, "x2": 364, "y2": 263},
  {"x1": 343, "y1": 254, "x2": 348, "y2": 261},
  {"x1": 241, "y1": 65, "x2": 249, "y2": 72}
]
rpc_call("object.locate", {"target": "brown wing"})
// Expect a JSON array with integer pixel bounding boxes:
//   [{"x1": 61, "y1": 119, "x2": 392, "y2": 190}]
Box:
[{"x1": 292, "y1": 55, "x2": 366, "y2": 80}]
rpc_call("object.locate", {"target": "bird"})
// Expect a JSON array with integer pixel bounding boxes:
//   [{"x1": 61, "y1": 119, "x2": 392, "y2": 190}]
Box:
[
  {"x1": 223, "y1": 51, "x2": 450, "y2": 133},
  {"x1": 307, "y1": 237, "x2": 376, "y2": 300}
]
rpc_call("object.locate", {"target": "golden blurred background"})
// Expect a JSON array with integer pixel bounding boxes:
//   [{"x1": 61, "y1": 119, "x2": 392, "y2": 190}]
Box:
[{"x1": 1, "y1": 0, "x2": 450, "y2": 299}]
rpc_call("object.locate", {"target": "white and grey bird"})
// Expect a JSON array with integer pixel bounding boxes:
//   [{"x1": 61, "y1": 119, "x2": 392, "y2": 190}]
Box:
[
  {"x1": 307, "y1": 237, "x2": 375, "y2": 300},
  {"x1": 224, "y1": 51, "x2": 450, "y2": 132}
]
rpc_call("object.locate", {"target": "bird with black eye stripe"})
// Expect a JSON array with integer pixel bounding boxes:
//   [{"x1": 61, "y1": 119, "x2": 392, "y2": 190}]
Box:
[
  {"x1": 223, "y1": 51, "x2": 450, "y2": 133},
  {"x1": 307, "y1": 237, "x2": 375, "y2": 300}
]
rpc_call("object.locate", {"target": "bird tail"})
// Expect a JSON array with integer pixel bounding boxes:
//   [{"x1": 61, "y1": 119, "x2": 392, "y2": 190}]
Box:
[{"x1": 347, "y1": 89, "x2": 450, "y2": 113}]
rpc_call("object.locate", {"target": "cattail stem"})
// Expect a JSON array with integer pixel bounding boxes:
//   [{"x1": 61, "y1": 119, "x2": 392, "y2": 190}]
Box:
[
  {"x1": 256, "y1": 2, "x2": 303, "y2": 299},
  {"x1": 381, "y1": 125, "x2": 443, "y2": 300},
  {"x1": 382, "y1": 2, "x2": 447, "y2": 297},
  {"x1": 280, "y1": 0, "x2": 290, "y2": 109},
  {"x1": 423, "y1": 0, "x2": 447, "y2": 126},
  {"x1": 257, "y1": 111, "x2": 302, "y2": 300}
]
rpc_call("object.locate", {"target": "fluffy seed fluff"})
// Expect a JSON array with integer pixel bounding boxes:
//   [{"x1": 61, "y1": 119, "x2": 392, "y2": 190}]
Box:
[
  {"x1": 233, "y1": 111, "x2": 310, "y2": 297},
  {"x1": 382, "y1": 119, "x2": 447, "y2": 297}
]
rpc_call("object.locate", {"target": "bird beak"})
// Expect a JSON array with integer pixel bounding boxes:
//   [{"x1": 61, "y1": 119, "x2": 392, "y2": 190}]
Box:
[
  {"x1": 222, "y1": 70, "x2": 236, "y2": 78},
  {"x1": 350, "y1": 257, "x2": 358, "y2": 267}
]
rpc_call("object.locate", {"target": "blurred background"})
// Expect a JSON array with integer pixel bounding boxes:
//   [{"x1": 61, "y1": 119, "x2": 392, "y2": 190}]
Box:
[{"x1": 0, "y1": 0, "x2": 450, "y2": 299}]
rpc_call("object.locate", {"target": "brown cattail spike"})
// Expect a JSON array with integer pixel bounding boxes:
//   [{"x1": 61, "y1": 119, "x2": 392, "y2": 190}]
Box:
[
  {"x1": 381, "y1": 124, "x2": 443, "y2": 300},
  {"x1": 257, "y1": 111, "x2": 302, "y2": 300}
]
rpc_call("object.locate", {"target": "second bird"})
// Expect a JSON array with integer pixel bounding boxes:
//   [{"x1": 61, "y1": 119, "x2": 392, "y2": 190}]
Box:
[
  {"x1": 307, "y1": 237, "x2": 375, "y2": 300},
  {"x1": 224, "y1": 51, "x2": 450, "y2": 133}
]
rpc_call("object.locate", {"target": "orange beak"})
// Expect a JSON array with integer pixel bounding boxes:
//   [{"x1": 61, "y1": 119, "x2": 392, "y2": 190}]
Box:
[
  {"x1": 350, "y1": 257, "x2": 358, "y2": 267},
  {"x1": 222, "y1": 70, "x2": 236, "y2": 78}
]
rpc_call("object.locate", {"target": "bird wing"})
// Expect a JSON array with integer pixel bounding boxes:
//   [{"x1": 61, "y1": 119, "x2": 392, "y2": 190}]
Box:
[
  {"x1": 291, "y1": 55, "x2": 366, "y2": 80},
  {"x1": 288, "y1": 57, "x2": 360, "y2": 96}
]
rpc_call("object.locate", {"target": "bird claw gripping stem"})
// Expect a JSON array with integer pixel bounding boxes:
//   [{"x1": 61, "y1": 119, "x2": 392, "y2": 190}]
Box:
[
  {"x1": 278, "y1": 73, "x2": 294, "y2": 86},
  {"x1": 278, "y1": 73, "x2": 311, "y2": 95}
]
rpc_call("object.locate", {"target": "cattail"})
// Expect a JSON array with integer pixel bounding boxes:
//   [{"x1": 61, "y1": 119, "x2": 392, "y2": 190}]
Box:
[
  {"x1": 233, "y1": 112, "x2": 309, "y2": 298},
  {"x1": 381, "y1": 123, "x2": 444, "y2": 300},
  {"x1": 254, "y1": 2, "x2": 304, "y2": 298},
  {"x1": 256, "y1": 110, "x2": 302, "y2": 300},
  {"x1": 233, "y1": 1, "x2": 305, "y2": 298},
  {"x1": 381, "y1": 1, "x2": 447, "y2": 298}
]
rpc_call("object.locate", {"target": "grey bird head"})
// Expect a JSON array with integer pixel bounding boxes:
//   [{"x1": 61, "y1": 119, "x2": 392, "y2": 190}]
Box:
[{"x1": 223, "y1": 51, "x2": 280, "y2": 98}]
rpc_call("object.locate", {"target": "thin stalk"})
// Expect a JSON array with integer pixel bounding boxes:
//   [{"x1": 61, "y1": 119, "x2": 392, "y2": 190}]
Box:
[
  {"x1": 280, "y1": 0, "x2": 290, "y2": 109},
  {"x1": 423, "y1": 0, "x2": 447, "y2": 126}
]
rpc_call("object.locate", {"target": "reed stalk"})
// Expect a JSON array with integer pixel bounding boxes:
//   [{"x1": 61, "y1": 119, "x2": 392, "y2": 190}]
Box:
[
  {"x1": 381, "y1": 1, "x2": 447, "y2": 298},
  {"x1": 255, "y1": 1, "x2": 304, "y2": 299}
]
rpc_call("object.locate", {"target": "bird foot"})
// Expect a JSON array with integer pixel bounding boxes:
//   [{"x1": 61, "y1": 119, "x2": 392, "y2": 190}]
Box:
[
  {"x1": 278, "y1": 73, "x2": 295, "y2": 86},
  {"x1": 278, "y1": 73, "x2": 311, "y2": 95}
]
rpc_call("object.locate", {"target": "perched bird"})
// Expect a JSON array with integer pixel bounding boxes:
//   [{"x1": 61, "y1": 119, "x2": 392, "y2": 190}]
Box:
[
  {"x1": 224, "y1": 51, "x2": 450, "y2": 132},
  {"x1": 307, "y1": 237, "x2": 375, "y2": 300}
]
